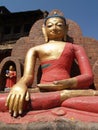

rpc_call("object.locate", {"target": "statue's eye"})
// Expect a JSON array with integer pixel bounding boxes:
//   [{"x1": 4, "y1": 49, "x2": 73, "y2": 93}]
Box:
[
  {"x1": 57, "y1": 23, "x2": 63, "y2": 27},
  {"x1": 47, "y1": 23, "x2": 52, "y2": 28}
]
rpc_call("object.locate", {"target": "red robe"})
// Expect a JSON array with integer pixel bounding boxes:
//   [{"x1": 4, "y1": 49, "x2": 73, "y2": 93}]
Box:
[
  {"x1": 41, "y1": 42, "x2": 93, "y2": 89},
  {"x1": 5, "y1": 70, "x2": 16, "y2": 88}
]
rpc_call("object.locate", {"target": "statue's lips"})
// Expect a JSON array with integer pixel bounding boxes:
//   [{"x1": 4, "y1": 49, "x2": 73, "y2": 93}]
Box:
[{"x1": 50, "y1": 30, "x2": 61, "y2": 35}]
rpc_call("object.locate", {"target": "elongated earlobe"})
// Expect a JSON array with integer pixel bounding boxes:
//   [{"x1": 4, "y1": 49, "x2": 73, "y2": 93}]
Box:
[
  {"x1": 63, "y1": 35, "x2": 67, "y2": 41},
  {"x1": 63, "y1": 25, "x2": 68, "y2": 41},
  {"x1": 42, "y1": 25, "x2": 48, "y2": 42}
]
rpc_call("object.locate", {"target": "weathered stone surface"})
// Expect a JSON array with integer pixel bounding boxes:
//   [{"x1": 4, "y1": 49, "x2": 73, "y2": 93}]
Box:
[{"x1": 0, "y1": 119, "x2": 98, "y2": 130}]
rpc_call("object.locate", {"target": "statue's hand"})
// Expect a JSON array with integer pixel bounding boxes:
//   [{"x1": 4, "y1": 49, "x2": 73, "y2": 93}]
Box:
[
  {"x1": 53, "y1": 80, "x2": 69, "y2": 89},
  {"x1": 5, "y1": 83, "x2": 30, "y2": 117},
  {"x1": 53, "y1": 78, "x2": 77, "y2": 89},
  {"x1": 37, "y1": 83, "x2": 63, "y2": 91},
  {"x1": 38, "y1": 78, "x2": 77, "y2": 91}
]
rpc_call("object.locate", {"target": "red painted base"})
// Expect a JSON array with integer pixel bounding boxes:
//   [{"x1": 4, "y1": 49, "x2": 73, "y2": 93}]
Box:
[{"x1": 0, "y1": 107, "x2": 98, "y2": 124}]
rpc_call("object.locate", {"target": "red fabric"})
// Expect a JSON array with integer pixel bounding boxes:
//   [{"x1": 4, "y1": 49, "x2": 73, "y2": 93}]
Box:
[
  {"x1": 40, "y1": 42, "x2": 93, "y2": 89},
  {"x1": 0, "y1": 91, "x2": 61, "y2": 112},
  {"x1": 5, "y1": 71, "x2": 16, "y2": 88},
  {"x1": 1, "y1": 92, "x2": 98, "y2": 114},
  {"x1": 0, "y1": 94, "x2": 8, "y2": 112},
  {"x1": 61, "y1": 96, "x2": 98, "y2": 113},
  {"x1": 30, "y1": 91, "x2": 61, "y2": 110},
  {"x1": 73, "y1": 45, "x2": 94, "y2": 88},
  {"x1": 41, "y1": 43, "x2": 74, "y2": 83}
]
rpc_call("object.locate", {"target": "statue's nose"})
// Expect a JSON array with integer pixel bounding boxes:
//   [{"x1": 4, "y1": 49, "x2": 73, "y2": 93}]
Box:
[{"x1": 52, "y1": 25, "x2": 57, "y2": 30}]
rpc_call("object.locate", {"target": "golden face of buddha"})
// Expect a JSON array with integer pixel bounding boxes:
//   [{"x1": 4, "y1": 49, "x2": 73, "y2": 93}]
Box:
[{"x1": 45, "y1": 17, "x2": 67, "y2": 41}]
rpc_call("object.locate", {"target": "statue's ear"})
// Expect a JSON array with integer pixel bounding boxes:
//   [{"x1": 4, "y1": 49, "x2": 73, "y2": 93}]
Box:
[
  {"x1": 42, "y1": 24, "x2": 48, "y2": 42},
  {"x1": 65, "y1": 24, "x2": 68, "y2": 33},
  {"x1": 64, "y1": 24, "x2": 68, "y2": 41}
]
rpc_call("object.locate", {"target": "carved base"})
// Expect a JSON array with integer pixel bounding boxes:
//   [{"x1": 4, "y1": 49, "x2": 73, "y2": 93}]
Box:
[
  {"x1": 0, "y1": 92, "x2": 98, "y2": 129},
  {"x1": 0, "y1": 107, "x2": 98, "y2": 130}
]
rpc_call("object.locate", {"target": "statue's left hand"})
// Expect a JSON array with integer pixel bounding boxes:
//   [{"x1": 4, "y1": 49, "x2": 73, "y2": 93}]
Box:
[
  {"x1": 37, "y1": 83, "x2": 64, "y2": 91},
  {"x1": 53, "y1": 78, "x2": 77, "y2": 89},
  {"x1": 38, "y1": 78, "x2": 77, "y2": 91},
  {"x1": 5, "y1": 83, "x2": 30, "y2": 117}
]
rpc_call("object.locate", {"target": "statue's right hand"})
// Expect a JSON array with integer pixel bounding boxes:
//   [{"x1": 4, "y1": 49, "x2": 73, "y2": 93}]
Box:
[{"x1": 5, "y1": 83, "x2": 30, "y2": 117}]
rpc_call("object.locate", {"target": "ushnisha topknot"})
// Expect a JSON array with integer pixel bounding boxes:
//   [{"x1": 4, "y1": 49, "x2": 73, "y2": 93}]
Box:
[{"x1": 44, "y1": 11, "x2": 66, "y2": 25}]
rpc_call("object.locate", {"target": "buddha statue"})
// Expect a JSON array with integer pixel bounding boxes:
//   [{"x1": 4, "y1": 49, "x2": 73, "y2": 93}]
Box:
[{"x1": 2, "y1": 12, "x2": 98, "y2": 119}]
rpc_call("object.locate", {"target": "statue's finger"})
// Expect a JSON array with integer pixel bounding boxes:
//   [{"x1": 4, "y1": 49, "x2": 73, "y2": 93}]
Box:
[
  {"x1": 53, "y1": 81, "x2": 59, "y2": 84},
  {"x1": 13, "y1": 95, "x2": 20, "y2": 117},
  {"x1": 13, "y1": 111, "x2": 18, "y2": 117},
  {"x1": 9, "y1": 94, "x2": 16, "y2": 113},
  {"x1": 18, "y1": 95, "x2": 24, "y2": 115},
  {"x1": 37, "y1": 84, "x2": 43, "y2": 87},
  {"x1": 5, "y1": 93, "x2": 11, "y2": 107},
  {"x1": 25, "y1": 91, "x2": 30, "y2": 101}
]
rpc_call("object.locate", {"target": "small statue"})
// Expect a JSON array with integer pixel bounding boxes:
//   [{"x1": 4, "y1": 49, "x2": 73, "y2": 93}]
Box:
[
  {"x1": 5, "y1": 12, "x2": 98, "y2": 118},
  {"x1": 5, "y1": 65, "x2": 16, "y2": 91}
]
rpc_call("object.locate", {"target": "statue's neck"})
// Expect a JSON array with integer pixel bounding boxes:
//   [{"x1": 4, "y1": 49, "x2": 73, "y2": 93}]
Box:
[
  {"x1": 48, "y1": 39, "x2": 63, "y2": 43},
  {"x1": 48, "y1": 40, "x2": 65, "y2": 44}
]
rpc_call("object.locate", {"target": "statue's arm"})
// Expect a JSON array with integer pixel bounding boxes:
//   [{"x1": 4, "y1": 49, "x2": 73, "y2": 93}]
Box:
[
  {"x1": 5, "y1": 47, "x2": 38, "y2": 117},
  {"x1": 20, "y1": 47, "x2": 37, "y2": 86},
  {"x1": 72, "y1": 45, "x2": 94, "y2": 89},
  {"x1": 53, "y1": 45, "x2": 94, "y2": 89}
]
